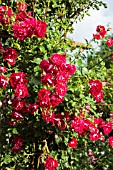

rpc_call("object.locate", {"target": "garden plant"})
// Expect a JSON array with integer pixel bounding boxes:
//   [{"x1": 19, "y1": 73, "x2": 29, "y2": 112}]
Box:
[{"x1": 0, "y1": 0, "x2": 113, "y2": 170}]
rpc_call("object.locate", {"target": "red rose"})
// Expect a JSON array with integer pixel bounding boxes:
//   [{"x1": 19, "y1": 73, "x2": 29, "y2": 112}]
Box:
[
  {"x1": 60, "y1": 63, "x2": 76, "y2": 75},
  {"x1": 34, "y1": 20, "x2": 47, "y2": 38},
  {"x1": 96, "y1": 25, "x2": 106, "y2": 38},
  {"x1": 41, "y1": 73, "x2": 55, "y2": 86},
  {"x1": 89, "y1": 79, "x2": 104, "y2": 102},
  {"x1": 8, "y1": 111, "x2": 23, "y2": 126},
  {"x1": 28, "y1": 103, "x2": 38, "y2": 114},
  {"x1": 108, "y1": 136, "x2": 113, "y2": 147},
  {"x1": 68, "y1": 138, "x2": 78, "y2": 148},
  {"x1": 93, "y1": 34, "x2": 100, "y2": 40},
  {"x1": 10, "y1": 72, "x2": 28, "y2": 89},
  {"x1": 0, "y1": 66, "x2": 7, "y2": 73},
  {"x1": 44, "y1": 156, "x2": 58, "y2": 170},
  {"x1": 13, "y1": 21, "x2": 29, "y2": 40},
  {"x1": 0, "y1": 6, "x2": 13, "y2": 24},
  {"x1": 40, "y1": 59, "x2": 54, "y2": 73},
  {"x1": 49, "y1": 53, "x2": 66, "y2": 66},
  {"x1": 12, "y1": 98, "x2": 26, "y2": 111},
  {"x1": 89, "y1": 131, "x2": 100, "y2": 141},
  {"x1": 42, "y1": 110, "x2": 55, "y2": 124},
  {"x1": 55, "y1": 83, "x2": 68, "y2": 97},
  {"x1": 0, "y1": 75, "x2": 8, "y2": 88},
  {"x1": 2, "y1": 48, "x2": 18, "y2": 65},
  {"x1": 102, "y1": 122, "x2": 112, "y2": 134},
  {"x1": 38, "y1": 88, "x2": 51, "y2": 109},
  {"x1": 94, "y1": 90, "x2": 104, "y2": 102},
  {"x1": 12, "y1": 135, "x2": 23, "y2": 153},
  {"x1": 106, "y1": 38, "x2": 113, "y2": 47},
  {"x1": 14, "y1": 84, "x2": 29, "y2": 98}
]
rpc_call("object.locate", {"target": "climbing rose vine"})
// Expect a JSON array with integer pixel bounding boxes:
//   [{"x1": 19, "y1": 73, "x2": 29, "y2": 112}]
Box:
[{"x1": 1, "y1": 1, "x2": 113, "y2": 170}]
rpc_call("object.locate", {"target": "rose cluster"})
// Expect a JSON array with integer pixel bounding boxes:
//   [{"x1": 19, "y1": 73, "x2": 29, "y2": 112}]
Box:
[
  {"x1": 0, "y1": 6, "x2": 13, "y2": 24},
  {"x1": 7, "y1": 72, "x2": 38, "y2": 126},
  {"x1": 70, "y1": 113, "x2": 113, "y2": 146},
  {"x1": 2, "y1": 48, "x2": 18, "y2": 66},
  {"x1": 38, "y1": 53, "x2": 76, "y2": 111},
  {"x1": 93, "y1": 25, "x2": 106, "y2": 40},
  {"x1": 93, "y1": 25, "x2": 113, "y2": 47},
  {"x1": 0, "y1": 2, "x2": 46, "y2": 41},
  {"x1": 13, "y1": 2, "x2": 46, "y2": 40},
  {"x1": 89, "y1": 79, "x2": 104, "y2": 102}
]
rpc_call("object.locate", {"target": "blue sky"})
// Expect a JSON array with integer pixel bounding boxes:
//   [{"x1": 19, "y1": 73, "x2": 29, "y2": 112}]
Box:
[{"x1": 68, "y1": 0, "x2": 113, "y2": 43}]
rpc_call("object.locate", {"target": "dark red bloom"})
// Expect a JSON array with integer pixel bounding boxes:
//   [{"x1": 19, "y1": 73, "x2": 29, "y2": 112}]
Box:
[
  {"x1": 108, "y1": 136, "x2": 113, "y2": 147},
  {"x1": 94, "y1": 90, "x2": 104, "y2": 102},
  {"x1": 0, "y1": 75, "x2": 8, "y2": 88},
  {"x1": 96, "y1": 25, "x2": 106, "y2": 38},
  {"x1": 8, "y1": 111, "x2": 23, "y2": 126},
  {"x1": 38, "y1": 88, "x2": 51, "y2": 109},
  {"x1": 41, "y1": 73, "x2": 55, "y2": 86},
  {"x1": 49, "y1": 53, "x2": 66, "y2": 67},
  {"x1": 28, "y1": 103, "x2": 38, "y2": 114},
  {"x1": 102, "y1": 122, "x2": 112, "y2": 134},
  {"x1": 89, "y1": 131, "x2": 100, "y2": 141},
  {"x1": 0, "y1": 66, "x2": 7, "y2": 73},
  {"x1": 93, "y1": 34, "x2": 100, "y2": 40},
  {"x1": 12, "y1": 144, "x2": 22, "y2": 153},
  {"x1": 68, "y1": 138, "x2": 78, "y2": 148},
  {"x1": 89, "y1": 79, "x2": 104, "y2": 102},
  {"x1": 34, "y1": 20, "x2": 47, "y2": 38},
  {"x1": 106, "y1": 38, "x2": 113, "y2": 47},
  {"x1": 44, "y1": 156, "x2": 58, "y2": 170},
  {"x1": 40, "y1": 59, "x2": 54, "y2": 73},
  {"x1": 12, "y1": 98, "x2": 26, "y2": 111},
  {"x1": 12, "y1": 135, "x2": 23, "y2": 153},
  {"x1": 10, "y1": 72, "x2": 28, "y2": 89},
  {"x1": 42, "y1": 110, "x2": 55, "y2": 124},
  {"x1": 14, "y1": 84, "x2": 29, "y2": 98},
  {"x1": 2, "y1": 48, "x2": 18, "y2": 65},
  {"x1": 55, "y1": 83, "x2": 68, "y2": 97},
  {"x1": 60, "y1": 63, "x2": 76, "y2": 75}
]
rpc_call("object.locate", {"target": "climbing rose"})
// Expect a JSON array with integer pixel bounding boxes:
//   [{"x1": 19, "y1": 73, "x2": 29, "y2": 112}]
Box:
[{"x1": 44, "y1": 156, "x2": 58, "y2": 170}]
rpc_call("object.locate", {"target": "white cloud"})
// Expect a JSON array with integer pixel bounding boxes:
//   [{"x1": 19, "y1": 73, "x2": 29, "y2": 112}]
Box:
[{"x1": 68, "y1": 0, "x2": 113, "y2": 43}]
